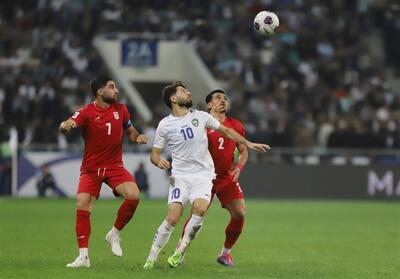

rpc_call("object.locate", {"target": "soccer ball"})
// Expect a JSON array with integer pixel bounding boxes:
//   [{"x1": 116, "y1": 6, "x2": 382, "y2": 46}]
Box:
[{"x1": 253, "y1": 11, "x2": 279, "y2": 36}]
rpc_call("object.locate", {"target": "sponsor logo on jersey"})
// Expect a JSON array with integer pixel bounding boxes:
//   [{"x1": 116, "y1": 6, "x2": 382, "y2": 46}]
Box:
[
  {"x1": 191, "y1": 118, "x2": 199, "y2": 127},
  {"x1": 113, "y1": 112, "x2": 119, "y2": 120}
]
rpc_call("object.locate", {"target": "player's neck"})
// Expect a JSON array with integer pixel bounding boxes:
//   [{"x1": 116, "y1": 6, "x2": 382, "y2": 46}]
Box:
[
  {"x1": 94, "y1": 98, "x2": 111, "y2": 109},
  {"x1": 171, "y1": 106, "x2": 189, "y2": 117},
  {"x1": 211, "y1": 112, "x2": 226, "y2": 122}
]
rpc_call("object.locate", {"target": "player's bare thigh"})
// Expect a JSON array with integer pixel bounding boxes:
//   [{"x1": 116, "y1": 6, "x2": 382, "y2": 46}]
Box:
[
  {"x1": 115, "y1": 182, "x2": 140, "y2": 200},
  {"x1": 224, "y1": 199, "x2": 246, "y2": 219},
  {"x1": 76, "y1": 193, "x2": 97, "y2": 212}
]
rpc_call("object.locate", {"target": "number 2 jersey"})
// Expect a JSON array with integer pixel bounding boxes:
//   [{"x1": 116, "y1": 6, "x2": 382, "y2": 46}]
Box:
[
  {"x1": 207, "y1": 117, "x2": 245, "y2": 179},
  {"x1": 70, "y1": 102, "x2": 132, "y2": 172},
  {"x1": 153, "y1": 109, "x2": 220, "y2": 177}
]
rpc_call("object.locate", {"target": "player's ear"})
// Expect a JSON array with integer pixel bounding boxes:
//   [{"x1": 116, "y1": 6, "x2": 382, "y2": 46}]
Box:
[
  {"x1": 170, "y1": 95, "x2": 177, "y2": 104},
  {"x1": 97, "y1": 87, "x2": 104, "y2": 97}
]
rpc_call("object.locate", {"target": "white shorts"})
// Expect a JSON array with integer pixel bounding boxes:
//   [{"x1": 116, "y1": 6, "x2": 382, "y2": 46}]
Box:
[{"x1": 167, "y1": 175, "x2": 214, "y2": 205}]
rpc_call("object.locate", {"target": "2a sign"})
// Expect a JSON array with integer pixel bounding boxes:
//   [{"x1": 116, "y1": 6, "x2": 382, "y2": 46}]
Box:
[{"x1": 121, "y1": 38, "x2": 158, "y2": 68}]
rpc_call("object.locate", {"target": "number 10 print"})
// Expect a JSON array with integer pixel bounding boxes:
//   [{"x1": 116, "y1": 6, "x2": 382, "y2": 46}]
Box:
[{"x1": 180, "y1": 127, "x2": 194, "y2": 140}]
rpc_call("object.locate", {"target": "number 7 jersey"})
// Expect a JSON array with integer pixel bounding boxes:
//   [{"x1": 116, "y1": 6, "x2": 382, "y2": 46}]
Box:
[
  {"x1": 153, "y1": 109, "x2": 220, "y2": 177},
  {"x1": 70, "y1": 102, "x2": 132, "y2": 172}
]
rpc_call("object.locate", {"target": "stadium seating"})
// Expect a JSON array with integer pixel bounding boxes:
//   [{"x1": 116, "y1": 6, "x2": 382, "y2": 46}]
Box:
[{"x1": 0, "y1": 0, "x2": 399, "y2": 148}]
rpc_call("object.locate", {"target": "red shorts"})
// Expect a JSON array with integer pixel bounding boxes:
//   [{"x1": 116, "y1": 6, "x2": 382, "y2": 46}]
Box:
[
  {"x1": 77, "y1": 167, "x2": 136, "y2": 197},
  {"x1": 211, "y1": 177, "x2": 244, "y2": 207}
]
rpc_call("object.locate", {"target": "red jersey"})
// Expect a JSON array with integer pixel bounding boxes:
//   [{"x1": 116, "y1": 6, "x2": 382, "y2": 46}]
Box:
[
  {"x1": 70, "y1": 102, "x2": 132, "y2": 172},
  {"x1": 207, "y1": 117, "x2": 245, "y2": 178}
]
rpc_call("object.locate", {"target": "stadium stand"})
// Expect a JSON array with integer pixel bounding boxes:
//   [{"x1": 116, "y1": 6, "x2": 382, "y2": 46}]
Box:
[{"x1": 1, "y1": 0, "x2": 399, "y2": 149}]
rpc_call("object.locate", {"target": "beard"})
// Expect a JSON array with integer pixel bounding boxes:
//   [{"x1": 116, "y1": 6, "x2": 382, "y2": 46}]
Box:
[
  {"x1": 177, "y1": 98, "x2": 193, "y2": 108},
  {"x1": 102, "y1": 95, "x2": 117, "y2": 104}
]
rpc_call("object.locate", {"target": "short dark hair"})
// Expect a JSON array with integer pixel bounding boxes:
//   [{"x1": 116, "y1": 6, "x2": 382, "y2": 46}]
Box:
[
  {"x1": 162, "y1": 81, "x2": 186, "y2": 108},
  {"x1": 90, "y1": 76, "x2": 113, "y2": 96},
  {"x1": 205, "y1": 89, "x2": 225, "y2": 104}
]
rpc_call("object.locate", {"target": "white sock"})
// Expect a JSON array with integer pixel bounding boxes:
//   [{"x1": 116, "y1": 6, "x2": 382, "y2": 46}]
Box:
[
  {"x1": 221, "y1": 247, "x2": 231, "y2": 255},
  {"x1": 176, "y1": 214, "x2": 204, "y2": 254},
  {"x1": 147, "y1": 220, "x2": 175, "y2": 261},
  {"x1": 79, "y1": 248, "x2": 88, "y2": 257},
  {"x1": 110, "y1": 226, "x2": 120, "y2": 235}
]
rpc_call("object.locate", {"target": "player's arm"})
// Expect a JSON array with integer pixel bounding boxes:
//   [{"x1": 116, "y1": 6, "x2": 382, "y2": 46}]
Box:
[
  {"x1": 231, "y1": 143, "x2": 248, "y2": 181},
  {"x1": 150, "y1": 147, "x2": 170, "y2": 169},
  {"x1": 59, "y1": 119, "x2": 77, "y2": 134},
  {"x1": 125, "y1": 125, "x2": 148, "y2": 144},
  {"x1": 216, "y1": 124, "x2": 270, "y2": 152}
]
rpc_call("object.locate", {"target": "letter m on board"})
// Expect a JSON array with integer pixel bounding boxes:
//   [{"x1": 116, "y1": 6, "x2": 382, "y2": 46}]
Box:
[{"x1": 368, "y1": 170, "x2": 393, "y2": 196}]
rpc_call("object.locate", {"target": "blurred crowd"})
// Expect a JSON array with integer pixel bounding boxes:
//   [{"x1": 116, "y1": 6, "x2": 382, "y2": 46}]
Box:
[{"x1": 1, "y1": 0, "x2": 399, "y2": 149}]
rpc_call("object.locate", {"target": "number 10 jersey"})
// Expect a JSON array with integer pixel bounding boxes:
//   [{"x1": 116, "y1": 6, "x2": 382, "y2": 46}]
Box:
[{"x1": 153, "y1": 109, "x2": 220, "y2": 177}]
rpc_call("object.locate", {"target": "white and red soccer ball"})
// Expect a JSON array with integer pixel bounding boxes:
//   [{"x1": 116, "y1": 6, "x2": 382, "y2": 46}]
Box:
[{"x1": 253, "y1": 11, "x2": 279, "y2": 36}]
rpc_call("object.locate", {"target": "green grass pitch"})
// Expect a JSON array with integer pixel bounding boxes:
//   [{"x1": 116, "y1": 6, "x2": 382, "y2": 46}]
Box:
[{"x1": 0, "y1": 198, "x2": 399, "y2": 279}]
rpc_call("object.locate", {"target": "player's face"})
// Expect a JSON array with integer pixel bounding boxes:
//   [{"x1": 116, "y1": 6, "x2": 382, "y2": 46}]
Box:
[
  {"x1": 175, "y1": 86, "x2": 193, "y2": 108},
  {"x1": 100, "y1": 81, "x2": 119, "y2": 104},
  {"x1": 208, "y1": 93, "x2": 228, "y2": 113}
]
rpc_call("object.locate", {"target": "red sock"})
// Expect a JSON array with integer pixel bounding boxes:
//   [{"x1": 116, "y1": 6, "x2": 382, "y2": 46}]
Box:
[
  {"x1": 76, "y1": 209, "x2": 91, "y2": 248},
  {"x1": 224, "y1": 217, "x2": 244, "y2": 249},
  {"x1": 114, "y1": 199, "x2": 139, "y2": 231}
]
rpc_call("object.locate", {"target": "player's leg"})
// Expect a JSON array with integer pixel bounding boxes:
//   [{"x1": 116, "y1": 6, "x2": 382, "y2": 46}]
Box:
[
  {"x1": 144, "y1": 178, "x2": 188, "y2": 269},
  {"x1": 67, "y1": 172, "x2": 100, "y2": 268},
  {"x1": 168, "y1": 176, "x2": 213, "y2": 267},
  {"x1": 216, "y1": 181, "x2": 245, "y2": 267},
  {"x1": 168, "y1": 198, "x2": 209, "y2": 267},
  {"x1": 178, "y1": 191, "x2": 216, "y2": 241},
  {"x1": 144, "y1": 202, "x2": 184, "y2": 269},
  {"x1": 177, "y1": 198, "x2": 209, "y2": 252},
  {"x1": 67, "y1": 191, "x2": 97, "y2": 268},
  {"x1": 105, "y1": 169, "x2": 140, "y2": 256}
]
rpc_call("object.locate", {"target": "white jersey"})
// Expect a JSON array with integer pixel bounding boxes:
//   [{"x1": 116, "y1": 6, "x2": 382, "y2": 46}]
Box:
[{"x1": 153, "y1": 109, "x2": 220, "y2": 177}]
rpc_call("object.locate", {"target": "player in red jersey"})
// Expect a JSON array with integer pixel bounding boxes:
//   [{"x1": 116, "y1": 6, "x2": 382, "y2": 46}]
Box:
[
  {"x1": 59, "y1": 76, "x2": 148, "y2": 268},
  {"x1": 206, "y1": 89, "x2": 248, "y2": 267},
  {"x1": 178, "y1": 89, "x2": 250, "y2": 267}
]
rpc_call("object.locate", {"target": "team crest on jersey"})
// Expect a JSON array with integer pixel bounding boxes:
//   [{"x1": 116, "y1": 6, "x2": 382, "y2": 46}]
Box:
[
  {"x1": 113, "y1": 112, "x2": 119, "y2": 120},
  {"x1": 191, "y1": 119, "x2": 199, "y2": 127}
]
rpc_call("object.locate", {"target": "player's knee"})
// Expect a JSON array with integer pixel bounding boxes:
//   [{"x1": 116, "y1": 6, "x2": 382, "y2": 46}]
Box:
[
  {"x1": 119, "y1": 184, "x2": 139, "y2": 200},
  {"x1": 232, "y1": 209, "x2": 246, "y2": 219},
  {"x1": 76, "y1": 198, "x2": 91, "y2": 211},
  {"x1": 231, "y1": 205, "x2": 246, "y2": 219},
  {"x1": 123, "y1": 189, "x2": 139, "y2": 200},
  {"x1": 192, "y1": 206, "x2": 207, "y2": 217},
  {"x1": 166, "y1": 215, "x2": 179, "y2": 226}
]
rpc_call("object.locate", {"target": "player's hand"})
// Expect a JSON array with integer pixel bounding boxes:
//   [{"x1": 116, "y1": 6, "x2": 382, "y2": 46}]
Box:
[
  {"x1": 157, "y1": 159, "x2": 170, "y2": 169},
  {"x1": 136, "y1": 134, "x2": 148, "y2": 144},
  {"x1": 212, "y1": 103, "x2": 225, "y2": 113},
  {"x1": 246, "y1": 142, "x2": 270, "y2": 153},
  {"x1": 59, "y1": 120, "x2": 76, "y2": 133},
  {"x1": 231, "y1": 167, "x2": 241, "y2": 181}
]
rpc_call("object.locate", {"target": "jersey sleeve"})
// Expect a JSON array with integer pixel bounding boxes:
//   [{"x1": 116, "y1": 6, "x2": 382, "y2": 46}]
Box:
[
  {"x1": 235, "y1": 120, "x2": 246, "y2": 137},
  {"x1": 122, "y1": 105, "x2": 132, "y2": 129},
  {"x1": 199, "y1": 111, "x2": 220, "y2": 130},
  {"x1": 70, "y1": 107, "x2": 87, "y2": 127},
  {"x1": 153, "y1": 123, "x2": 166, "y2": 149}
]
